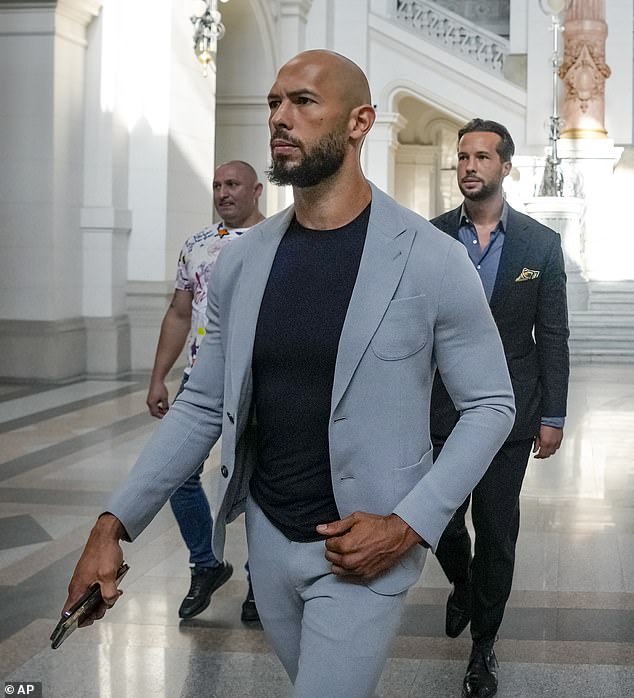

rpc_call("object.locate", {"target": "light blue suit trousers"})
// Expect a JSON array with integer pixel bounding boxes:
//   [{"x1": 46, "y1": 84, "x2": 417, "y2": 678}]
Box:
[{"x1": 245, "y1": 495, "x2": 408, "y2": 698}]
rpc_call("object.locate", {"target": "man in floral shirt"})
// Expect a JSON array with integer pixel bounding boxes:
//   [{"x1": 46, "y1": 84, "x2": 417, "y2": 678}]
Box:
[{"x1": 146, "y1": 161, "x2": 264, "y2": 621}]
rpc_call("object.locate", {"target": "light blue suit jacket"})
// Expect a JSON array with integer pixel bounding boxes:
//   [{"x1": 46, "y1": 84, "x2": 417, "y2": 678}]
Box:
[{"x1": 108, "y1": 184, "x2": 514, "y2": 595}]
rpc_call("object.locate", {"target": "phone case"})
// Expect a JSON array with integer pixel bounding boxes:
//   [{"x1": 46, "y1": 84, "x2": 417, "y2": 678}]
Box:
[{"x1": 50, "y1": 563, "x2": 129, "y2": 650}]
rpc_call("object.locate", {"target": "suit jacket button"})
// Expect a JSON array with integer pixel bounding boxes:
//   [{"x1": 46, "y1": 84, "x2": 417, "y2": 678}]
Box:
[
  {"x1": 226, "y1": 412, "x2": 235, "y2": 424},
  {"x1": 220, "y1": 465, "x2": 229, "y2": 478}
]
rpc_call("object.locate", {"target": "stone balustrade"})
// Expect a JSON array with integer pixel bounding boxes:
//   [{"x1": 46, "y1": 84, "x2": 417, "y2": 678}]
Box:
[{"x1": 393, "y1": 0, "x2": 509, "y2": 73}]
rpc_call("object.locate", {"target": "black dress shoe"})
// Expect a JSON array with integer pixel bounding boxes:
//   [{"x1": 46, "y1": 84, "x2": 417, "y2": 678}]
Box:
[
  {"x1": 446, "y1": 581, "x2": 471, "y2": 638},
  {"x1": 462, "y1": 641, "x2": 499, "y2": 698},
  {"x1": 178, "y1": 562, "x2": 233, "y2": 619},
  {"x1": 240, "y1": 581, "x2": 260, "y2": 622}
]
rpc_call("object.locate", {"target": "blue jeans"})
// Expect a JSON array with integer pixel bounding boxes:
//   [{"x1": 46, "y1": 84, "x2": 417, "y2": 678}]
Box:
[
  {"x1": 169, "y1": 462, "x2": 220, "y2": 568},
  {"x1": 169, "y1": 374, "x2": 220, "y2": 568}
]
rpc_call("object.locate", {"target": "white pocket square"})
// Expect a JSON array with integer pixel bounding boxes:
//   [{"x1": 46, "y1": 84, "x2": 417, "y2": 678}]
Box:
[{"x1": 515, "y1": 268, "x2": 540, "y2": 282}]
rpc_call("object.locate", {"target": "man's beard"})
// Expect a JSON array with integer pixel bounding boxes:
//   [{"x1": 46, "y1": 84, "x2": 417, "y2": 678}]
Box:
[
  {"x1": 459, "y1": 176, "x2": 503, "y2": 202},
  {"x1": 267, "y1": 130, "x2": 347, "y2": 188}
]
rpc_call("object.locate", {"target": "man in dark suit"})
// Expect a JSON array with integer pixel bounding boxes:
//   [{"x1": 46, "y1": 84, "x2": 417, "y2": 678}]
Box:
[{"x1": 431, "y1": 118, "x2": 570, "y2": 698}]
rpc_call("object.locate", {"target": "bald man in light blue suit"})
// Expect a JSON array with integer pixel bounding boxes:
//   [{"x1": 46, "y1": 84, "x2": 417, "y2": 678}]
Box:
[{"x1": 64, "y1": 50, "x2": 514, "y2": 698}]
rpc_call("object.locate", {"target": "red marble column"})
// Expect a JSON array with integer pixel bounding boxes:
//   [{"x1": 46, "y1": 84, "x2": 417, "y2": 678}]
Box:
[{"x1": 559, "y1": 0, "x2": 611, "y2": 138}]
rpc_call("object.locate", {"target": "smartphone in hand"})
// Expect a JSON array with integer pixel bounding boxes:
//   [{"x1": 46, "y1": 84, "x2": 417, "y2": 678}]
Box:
[{"x1": 50, "y1": 562, "x2": 129, "y2": 649}]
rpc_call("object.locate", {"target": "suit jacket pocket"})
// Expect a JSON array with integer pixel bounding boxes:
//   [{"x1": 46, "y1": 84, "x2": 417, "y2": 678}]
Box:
[
  {"x1": 371, "y1": 295, "x2": 428, "y2": 360},
  {"x1": 394, "y1": 445, "x2": 433, "y2": 496}
]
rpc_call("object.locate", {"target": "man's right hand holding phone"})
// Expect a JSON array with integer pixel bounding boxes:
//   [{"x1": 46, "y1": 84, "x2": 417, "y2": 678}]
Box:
[{"x1": 63, "y1": 513, "x2": 127, "y2": 626}]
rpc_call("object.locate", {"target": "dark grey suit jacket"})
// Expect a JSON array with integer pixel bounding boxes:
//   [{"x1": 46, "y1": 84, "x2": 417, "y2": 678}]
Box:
[{"x1": 430, "y1": 204, "x2": 569, "y2": 442}]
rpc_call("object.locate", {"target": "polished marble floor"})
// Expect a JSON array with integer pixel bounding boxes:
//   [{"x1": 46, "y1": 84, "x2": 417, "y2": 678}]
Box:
[{"x1": 0, "y1": 365, "x2": 633, "y2": 697}]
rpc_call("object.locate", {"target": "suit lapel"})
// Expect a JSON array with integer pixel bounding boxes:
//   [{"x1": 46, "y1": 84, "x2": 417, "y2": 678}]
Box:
[
  {"x1": 332, "y1": 185, "x2": 415, "y2": 411},
  {"x1": 489, "y1": 208, "x2": 530, "y2": 315},
  {"x1": 229, "y1": 208, "x2": 294, "y2": 409},
  {"x1": 228, "y1": 187, "x2": 417, "y2": 415},
  {"x1": 434, "y1": 208, "x2": 461, "y2": 240}
]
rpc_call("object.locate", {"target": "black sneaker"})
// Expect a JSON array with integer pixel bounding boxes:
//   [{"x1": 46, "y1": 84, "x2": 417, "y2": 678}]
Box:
[
  {"x1": 178, "y1": 562, "x2": 233, "y2": 619},
  {"x1": 240, "y1": 581, "x2": 260, "y2": 622}
]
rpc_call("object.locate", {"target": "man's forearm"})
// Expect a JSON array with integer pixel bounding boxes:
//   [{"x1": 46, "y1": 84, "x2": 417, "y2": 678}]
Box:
[{"x1": 150, "y1": 310, "x2": 191, "y2": 382}]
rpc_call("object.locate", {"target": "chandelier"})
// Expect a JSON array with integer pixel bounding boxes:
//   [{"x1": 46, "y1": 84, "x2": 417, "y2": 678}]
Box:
[{"x1": 191, "y1": 0, "x2": 230, "y2": 77}]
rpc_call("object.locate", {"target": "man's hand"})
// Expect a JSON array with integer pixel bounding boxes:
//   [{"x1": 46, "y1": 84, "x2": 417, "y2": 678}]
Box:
[
  {"x1": 146, "y1": 381, "x2": 169, "y2": 418},
  {"x1": 62, "y1": 514, "x2": 126, "y2": 627},
  {"x1": 533, "y1": 425, "x2": 563, "y2": 459},
  {"x1": 316, "y1": 512, "x2": 423, "y2": 582}
]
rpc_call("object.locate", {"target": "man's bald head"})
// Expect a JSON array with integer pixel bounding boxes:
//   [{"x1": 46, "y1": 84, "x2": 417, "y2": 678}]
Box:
[
  {"x1": 281, "y1": 50, "x2": 372, "y2": 111},
  {"x1": 215, "y1": 160, "x2": 259, "y2": 184},
  {"x1": 213, "y1": 160, "x2": 263, "y2": 228}
]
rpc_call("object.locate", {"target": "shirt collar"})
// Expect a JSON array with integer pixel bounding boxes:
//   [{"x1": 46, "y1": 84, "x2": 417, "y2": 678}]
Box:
[{"x1": 459, "y1": 200, "x2": 509, "y2": 233}]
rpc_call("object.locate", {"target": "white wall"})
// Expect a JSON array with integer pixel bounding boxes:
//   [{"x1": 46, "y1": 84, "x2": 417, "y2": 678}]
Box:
[{"x1": 120, "y1": 1, "x2": 216, "y2": 282}]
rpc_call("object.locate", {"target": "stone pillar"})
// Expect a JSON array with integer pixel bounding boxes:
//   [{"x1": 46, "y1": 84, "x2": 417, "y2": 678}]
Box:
[
  {"x1": 559, "y1": 0, "x2": 611, "y2": 138},
  {"x1": 81, "y1": 4, "x2": 132, "y2": 376},
  {"x1": 364, "y1": 113, "x2": 407, "y2": 196},
  {"x1": 81, "y1": 211, "x2": 132, "y2": 377},
  {"x1": 395, "y1": 145, "x2": 441, "y2": 219},
  {"x1": 277, "y1": 0, "x2": 313, "y2": 66},
  {"x1": 0, "y1": 0, "x2": 101, "y2": 382},
  {"x1": 330, "y1": 0, "x2": 370, "y2": 73},
  {"x1": 267, "y1": 0, "x2": 313, "y2": 213},
  {"x1": 553, "y1": 1, "x2": 624, "y2": 281},
  {"x1": 524, "y1": 197, "x2": 587, "y2": 311}
]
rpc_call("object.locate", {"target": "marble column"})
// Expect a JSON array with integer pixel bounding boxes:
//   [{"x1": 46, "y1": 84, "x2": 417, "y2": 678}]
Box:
[
  {"x1": 559, "y1": 0, "x2": 611, "y2": 139},
  {"x1": 554, "y1": 0, "x2": 623, "y2": 281},
  {"x1": 0, "y1": 0, "x2": 101, "y2": 382},
  {"x1": 277, "y1": 0, "x2": 313, "y2": 66},
  {"x1": 395, "y1": 145, "x2": 441, "y2": 220},
  {"x1": 524, "y1": 197, "x2": 587, "y2": 311},
  {"x1": 81, "y1": 2, "x2": 131, "y2": 377},
  {"x1": 364, "y1": 113, "x2": 407, "y2": 197},
  {"x1": 267, "y1": 0, "x2": 313, "y2": 213}
]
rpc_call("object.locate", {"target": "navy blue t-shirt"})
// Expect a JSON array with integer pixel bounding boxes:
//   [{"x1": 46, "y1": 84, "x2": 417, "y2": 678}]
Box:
[{"x1": 250, "y1": 204, "x2": 370, "y2": 541}]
